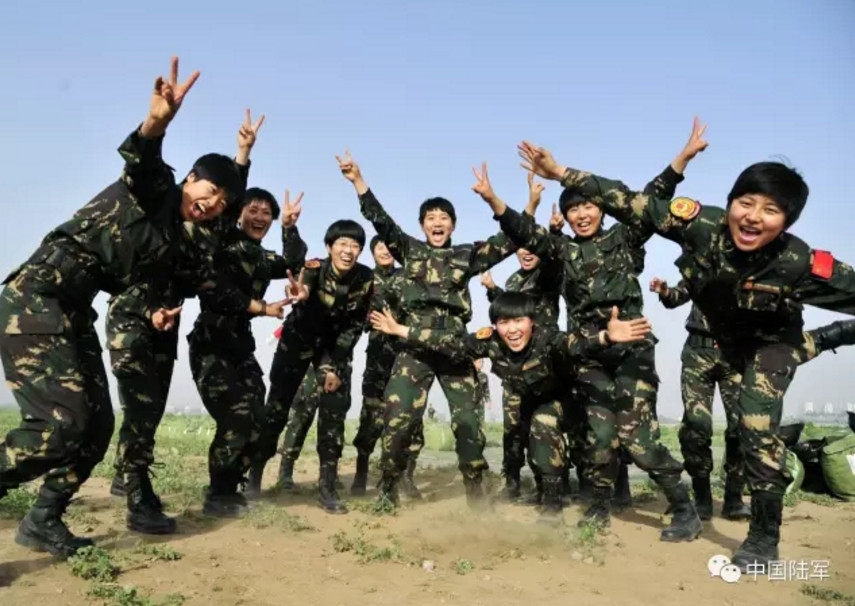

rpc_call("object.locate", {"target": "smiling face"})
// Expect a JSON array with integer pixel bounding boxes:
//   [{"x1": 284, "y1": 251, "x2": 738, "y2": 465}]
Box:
[
  {"x1": 372, "y1": 241, "x2": 394, "y2": 269},
  {"x1": 326, "y1": 237, "x2": 363, "y2": 275},
  {"x1": 239, "y1": 199, "x2": 274, "y2": 241},
  {"x1": 565, "y1": 201, "x2": 602, "y2": 238},
  {"x1": 727, "y1": 193, "x2": 787, "y2": 252},
  {"x1": 516, "y1": 248, "x2": 540, "y2": 271},
  {"x1": 495, "y1": 316, "x2": 534, "y2": 352},
  {"x1": 421, "y1": 209, "x2": 455, "y2": 247},
  {"x1": 180, "y1": 173, "x2": 228, "y2": 222}
]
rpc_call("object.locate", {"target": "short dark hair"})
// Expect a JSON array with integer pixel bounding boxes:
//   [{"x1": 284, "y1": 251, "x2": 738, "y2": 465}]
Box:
[
  {"x1": 242, "y1": 187, "x2": 281, "y2": 220},
  {"x1": 369, "y1": 235, "x2": 386, "y2": 254},
  {"x1": 489, "y1": 291, "x2": 536, "y2": 324},
  {"x1": 324, "y1": 219, "x2": 366, "y2": 248},
  {"x1": 419, "y1": 197, "x2": 457, "y2": 225},
  {"x1": 559, "y1": 187, "x2": 593, "y2": 215},
  {"x1": 188, "y1": 154, "x2": 245, "y2": 220},
  {"x1": 727, "y1": 162, "x2": 808, "y2": 228}
]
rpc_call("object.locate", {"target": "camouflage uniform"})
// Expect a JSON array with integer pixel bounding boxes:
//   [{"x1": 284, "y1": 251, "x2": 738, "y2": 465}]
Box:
[
  {"x1": 496, "y1": 167, "x2": 686, "y2": 496},
  {"x1": 560, "y1": 163, "x2": 855, "y2": 560},
  {"x1": 357, "y1": 189, "x2": 516, "y2": 494},
  {"x1": 188, "y1": 225, "x2": 306, "y2": 493},
  {"x1": 485, "y1": 260, "x2": 562, "y2": 480},
  {"x1": 257, "y1": 254, "x2": 373, "y2": 475},
  {"x1": 0, "y1": 128, "x2": 246, "y2": 553}
]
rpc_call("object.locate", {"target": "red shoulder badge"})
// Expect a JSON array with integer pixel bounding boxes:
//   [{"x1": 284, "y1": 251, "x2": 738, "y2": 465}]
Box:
[
  {"x1": 475, "y1": 327, "x2": 494, "y2": 340},
  {"x1": 669, "y1": 197, "x2": 701, "y2": 221},
  {"x1": 811, "y1": 250, "x2": 833, "y2": 280},
  {"x1": 305, "y1": 259, "x2": 321, "y2": 269}
]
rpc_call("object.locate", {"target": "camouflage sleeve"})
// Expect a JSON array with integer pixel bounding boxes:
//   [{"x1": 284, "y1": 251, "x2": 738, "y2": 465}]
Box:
[
  {"x1": 402, "y1": 327, "x2": 486, "y2": 360},
  {"x1": 550, "y1": 330, "x2": 606, "y2": 363},
  {"x1": 792, "y1": 254, "x2": 855, "y2": 315},
  {"x1": 328, "y1": 277, "x2": 374, "y2": 376},
  {"x1": 538, "y1": 259, "x2": 564, "y2": 297},
  {"x1": 269, "y1": 226, "x2": 309, "y2": 279},
  {"x1": 559, "y1": 167, "x2": 710, "y2": 246},
  {"x1": 237, "y1": 160, "x2": 250, "y2": 189},
  {"x1": 485, "y1": 285, "x2": 504, "y2": 302},
  {"x1": 659, "y1": 279, "x2": 692, "y2": 309},
  {"x1": 118, "y1": 127, "x2": 177, "y2": 215},
  {"x1": 468, "y1": 230, "x2": 518, "y2": 276},
  {"x1": 358, "y1": 189, "x2": 414, "y2": 265},
  {"x1": 497, "y1": 207, "x2": 565, "y2": 262},
  {"x1": 180, "y1": 225, "x2": 252, "y2": 314},
  {"x1": 624, "y1": 165, "x2": 686, "y2": 245}
]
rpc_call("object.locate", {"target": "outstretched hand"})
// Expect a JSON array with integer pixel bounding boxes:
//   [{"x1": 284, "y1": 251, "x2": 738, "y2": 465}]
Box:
[
  {"x1": 238, "y1": 108, "x2": 266, "y2": 151},
  {"x1": 605, "y1": 306, "x2": 652, "y2": 343},
  {"x1": 142, "y1": 57, "x2": 200, "y2": 137},
  {"x1": 369, "y1": 308, "x2": 406, "y2": 338},
  {"x1": 517, "y1": 141, "x2": 566, "y2": 181},
  {"x1": 281, "y1": 190, "x2": 304, "y2": 228},
  {"x1": 480, "y1": 271, "x2": 496, "y2": 290},
  {"x1": 549, "y1": 203, "x2": 565, "y2": 231},
  {"x1": 649, "y1": 277, "x2": 668, "y2": 295},
  {"x1": 471, "y1": 162, "x2": 497, "y2": 203},
  {"x1": 527, "y1": 171, "x2": 545, "y2": 211},
  {"x1": 152, "y1": 306, "x2": 182, "y2": 331},
  {"x1": 681, "y1": 116, "x2": 708, "y2": 161},
  {"x1": 285, "y1": 269, "x2": 310, "y2": 304}
]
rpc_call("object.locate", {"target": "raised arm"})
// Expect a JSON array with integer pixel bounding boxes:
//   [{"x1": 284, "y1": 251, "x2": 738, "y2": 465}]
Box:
[
  {"x1": 369, "y1": 309, "x2": 487, "y2": 360},
  {"x1": 792, "y1": 252, "x2": 855, "y2": 316},
  {"x1": 552, "y1": 307, "x2": 653, "y2": 361},
  {"x1": 271, "y1": 190, "x2": 308, "y2": 279},
  {"x1": 481, "y1": 271, "x2": 504, "y2": 302},
  {"x1": 337, "y1": 150, "x2": 413, "y2": 264}
]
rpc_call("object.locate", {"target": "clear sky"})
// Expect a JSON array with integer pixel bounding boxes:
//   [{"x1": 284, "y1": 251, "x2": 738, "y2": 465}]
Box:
[{"x1": 1, "y1": 0, "x2": 854, "y2": 421}]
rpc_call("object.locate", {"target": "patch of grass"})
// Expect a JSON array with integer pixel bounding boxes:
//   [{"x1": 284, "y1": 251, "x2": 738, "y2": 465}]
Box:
[
  {"x1": 453, "y1": 558, "x2": 474, "y2": 575},
  {"x1": 330, "y1": 530, "x2": 355, "y2": 553},
  {"x1": 785, "y1": 490, "x2": 843, "y2": 508},
  {"x1": 329, "y1": 530, "x2": 404, "y2": 564},
  {"x1": 136, "y1": 544, "x2": 182, "y2": 562},
  {"x1": 68, "y1": 546, "x2": 121, "y2": 583},
  {"x1": 244, "y1": 504, "x2": 317, "y2": 532},
  {"x1": 347, "y1": 496, "x2": 398, "y2": 516},
  {"x1": 800, "y1": 584, "x2": 855, "y2": 605},
  {"x1": 88, "y1": 584, "x2": 184, "y2": 606},
  {"x1": 66, "y1": 507, "x2": 100, "y2": 528},
  {"x1": 0, "y1": 487, "x2": 36, "y2": 519}
]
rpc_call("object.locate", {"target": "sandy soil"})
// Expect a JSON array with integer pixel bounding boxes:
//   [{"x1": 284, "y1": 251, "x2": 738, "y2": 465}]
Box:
[{"x1": 1, "y1": 462, "x2": 853, "y2": 606}]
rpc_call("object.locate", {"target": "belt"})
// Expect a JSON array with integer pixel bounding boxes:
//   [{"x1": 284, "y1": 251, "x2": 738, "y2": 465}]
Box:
[
  {"x1": 30, "y1": 242, "x2": 100, "y2": 306},
  {"x1": 687, "y1": 334, "x2": 718, "y2": 349}
]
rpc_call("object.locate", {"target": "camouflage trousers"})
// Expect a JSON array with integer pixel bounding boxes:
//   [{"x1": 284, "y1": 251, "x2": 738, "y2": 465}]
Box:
[
  {"x1": 352, "y1": 335, "x2": 425, "y2": 461},
  {"x1": 0, "y1": 297, "x2": 114, "y2": 498},
  {"x1": 576, "y1": 341, "x2": 683, "y2": 490},
  {"x1": 109, "y1": 330, "x2": 176, "y2": 475},
  {"x1": 527, "y1": 399, "x2": 568, "y2": 478},
  {"x1": 278, "y1": 363, "x2": 353, "y2": 470},
  {"x1": 380, "y1": 348, "x2": 486, "y2": 480},
  {"x1": 501, "y1": 386, "x2": 528, "y2": 476},
  {"x1": 721, "y1": 334, "x2": 824, "y2": 495},
  {"x1": 189, "y1": 336, "x2": 265, "y2": 484}
]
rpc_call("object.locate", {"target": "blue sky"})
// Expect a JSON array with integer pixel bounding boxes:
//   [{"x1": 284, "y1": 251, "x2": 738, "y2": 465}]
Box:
[{"x1": 1, "y1": 1, "x2": 854, "y2": 421}]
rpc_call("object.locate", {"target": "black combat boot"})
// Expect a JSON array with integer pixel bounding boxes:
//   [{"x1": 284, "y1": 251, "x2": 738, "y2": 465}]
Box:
[
  {"x1": 464, "y1": 475, "x2": 488, "y2": 510},
  {"x1": 721, "y1": 475, "x2": 751, "y2": 520},
  {"x1": 351, "y1": 453, "x2": 370, "y2": 496},
  {"x1": 523, "y1": 472, "x2": 543, "y2": 505},
  {"x1": 318, "y1": 463, "x2": 348, "y2": 514},
  {"x1": 691, "y1": 476, "x2": 713, "y2": 521},
  {"x1": 578, "y1": 486, "x2": 611, "y2": 527},
  {"x1": 732, "y1": 491, "x2": 783, "y2": 572},
  {"x1": 15, "y1": 488, "x2": 94, "y2": 558},
  {"x1": 376, "y1": 473, "x2": 399, "y2": 509},
  {"x1": 498, "y1": 467, "x2": 522, "y2": 501},
  {"x1": 125, "y1": 470, "x2": 176, "y2": 534},
  {"x1": 109, "y1": 474, "x2": 126, "y2": 497},
  {"x1": 401, "y1": 456, "x2": 422, "y2": 500},
  {"x1": 660, "y1": 480, "x2": 702, "y2": 542},
  {"x1": 245, "y1": 461, "x2": 265, "y2": 498},
  {"x1": 612, "y1": 462, "x2": 633, "y2": 508},
  {"x1": 537, "y1": 475, "x2": 564, "y2": 525},
  {"x1": 203, "y1": 473, "x2": 249, "y2": 518},
  {"x1": 276, "y1": 456, "x2": 295, "y2": 490}
]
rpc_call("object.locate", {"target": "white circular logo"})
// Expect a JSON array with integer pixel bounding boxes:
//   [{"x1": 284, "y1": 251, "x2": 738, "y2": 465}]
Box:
[
  {"x1": 708, "y1": 554, "x2": 730, "y2": 577},
  {"x1": 720, "y1": 564, "x2": 742, "y2": 584}
]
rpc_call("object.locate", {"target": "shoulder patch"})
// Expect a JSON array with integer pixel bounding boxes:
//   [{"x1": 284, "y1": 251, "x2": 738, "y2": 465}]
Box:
[
  {"x1": 305, "y1": 259, "x2": 321, "y2": 269},
  {"x1": 669, "y1": 197, "x2": 701, "y2": 221},
  {"x1": 475, "y1": 327, "x2": 494, "y2": 340},
  {"x1": 811, "y1": 250, "x2": 834, "y2": 280}
]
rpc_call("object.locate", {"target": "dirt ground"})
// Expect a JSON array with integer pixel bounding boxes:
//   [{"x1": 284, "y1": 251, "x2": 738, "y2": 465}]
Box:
[{"x1": 1, "y1": 461, "x2": 853, "y2": 606}]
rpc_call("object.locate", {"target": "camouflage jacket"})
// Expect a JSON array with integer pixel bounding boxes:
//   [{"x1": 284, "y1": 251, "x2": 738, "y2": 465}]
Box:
[
  {"x1": 359, "y1": 189, "x2": 516, "y2": 329},
  {"x1": 497, "y1": 165, "x2": 683, "y2": 335},
  {"x1": 560, "y1": 167, "x2": 855, "y2": 346},
  {"x1": 186, "y1": 225, "x2": 308, "y2": 356},
  {"x1": 365, "y1": 263, "x2": 402, "y2": 354},
  {"x1": 657, "y1": 279, "x2": 713, "y2": 337},
  {"x1": 402, "y1": 325, "x2": 603, "y2": 404},
  {"x1": 283, "y1": 245, "x2": 374, "y2": 376},
  {"x1": 1, "y1": 128, "x2": 247, "y2": 337},
  {"x1": 485, "y1": 261, "x2": 562, "y2": 329}
]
